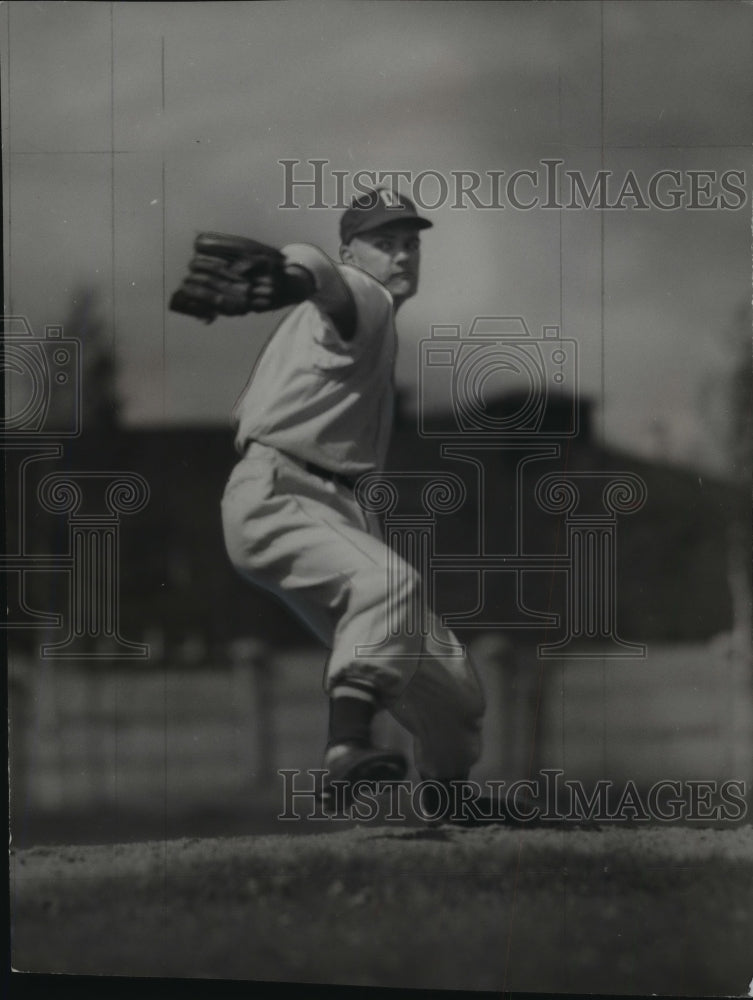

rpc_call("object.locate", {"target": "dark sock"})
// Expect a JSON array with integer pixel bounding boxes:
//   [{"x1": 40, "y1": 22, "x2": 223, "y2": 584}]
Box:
[{"x1": 327, "y1": 695, "x2": 375, "y2": 749}]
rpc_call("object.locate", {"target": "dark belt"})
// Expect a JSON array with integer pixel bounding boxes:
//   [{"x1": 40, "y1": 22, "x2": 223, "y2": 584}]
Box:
[
  {"x1": 304, "y1": 460, "x2": 359, "y2": 491},
  {"x1": 244, "y1": 439, "x2": 359, "y2": 491}
]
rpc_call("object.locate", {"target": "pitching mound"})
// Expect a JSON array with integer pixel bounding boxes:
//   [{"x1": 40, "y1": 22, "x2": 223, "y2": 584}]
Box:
[{"x1": 10, "y1": 824, "x2": 753, "y2": 994}]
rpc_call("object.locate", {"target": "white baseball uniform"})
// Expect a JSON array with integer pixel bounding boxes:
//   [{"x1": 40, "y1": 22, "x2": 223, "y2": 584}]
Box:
[{"x1": 220, "y1": 254, "x2": 484, "y2": 779}]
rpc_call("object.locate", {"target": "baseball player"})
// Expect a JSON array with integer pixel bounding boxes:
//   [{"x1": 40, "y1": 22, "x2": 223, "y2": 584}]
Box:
[{"x1": 170, "y1": 189, "x2": 486, "y2": 817}]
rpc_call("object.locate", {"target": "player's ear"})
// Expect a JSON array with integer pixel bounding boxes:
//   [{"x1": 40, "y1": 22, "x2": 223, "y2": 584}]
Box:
[{"x1": 340, "y1": 243, "x2": 354, "y2": 265}]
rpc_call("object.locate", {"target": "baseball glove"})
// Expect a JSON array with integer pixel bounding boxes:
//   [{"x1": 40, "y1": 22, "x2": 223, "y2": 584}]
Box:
[{"x1": 169, "y1": 232, "x2": 312, "y2": 322}]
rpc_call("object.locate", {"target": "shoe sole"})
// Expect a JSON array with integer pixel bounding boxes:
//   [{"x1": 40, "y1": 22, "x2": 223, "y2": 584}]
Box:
[{"x1": 321, "y1": 752, "x2": 407, "y2": 812}]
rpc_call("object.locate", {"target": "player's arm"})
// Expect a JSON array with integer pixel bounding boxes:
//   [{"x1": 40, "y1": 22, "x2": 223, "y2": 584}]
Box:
[
  {"x1": 281, "y1": 243, "x2": 356, "y2": 341},
  {"x1": 169, "y1": 233, "x2": 356, "y2": 340}
]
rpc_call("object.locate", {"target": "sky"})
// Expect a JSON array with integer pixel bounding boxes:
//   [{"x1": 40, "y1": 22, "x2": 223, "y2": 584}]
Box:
[{"x1": 2, "y1": 0, "x2": 751, "y2": 474}]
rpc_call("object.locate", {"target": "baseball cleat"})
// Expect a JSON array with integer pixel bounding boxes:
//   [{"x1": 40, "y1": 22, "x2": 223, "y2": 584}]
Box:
[
  {"x1": 320, "y1": 744, "x2": 408, "y2": 813},
  {"x1": 415, "y1": 780, "x2": 544, "y2": 828}
]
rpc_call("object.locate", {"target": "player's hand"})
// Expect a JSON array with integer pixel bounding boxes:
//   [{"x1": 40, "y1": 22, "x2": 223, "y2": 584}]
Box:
[
  {"x1": 246, "y1": 272, "x2": 280, "y2": 311},
  {"x1": 169, "y1": 233, "x2": 313, "y2": 322}
]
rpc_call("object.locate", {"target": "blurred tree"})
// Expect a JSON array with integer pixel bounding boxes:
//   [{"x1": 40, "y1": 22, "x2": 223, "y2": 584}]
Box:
[
  {"x1": 725, "y1": 303, "x2": 752, "y2": 485},
  {"x1": 704, "y1": 300, "x2": 752, "y2": 480},
  {"x1": 46, "y1": 286, "x2": 122, "y2": 434},
  {"x1": 704, "y1": 300, "x2": 752, "y2": 648}
]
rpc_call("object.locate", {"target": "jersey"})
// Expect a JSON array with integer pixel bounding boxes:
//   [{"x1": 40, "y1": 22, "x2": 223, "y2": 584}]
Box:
[{"x1": 232, "y1": 263, "x2": 396, "y2": 475}]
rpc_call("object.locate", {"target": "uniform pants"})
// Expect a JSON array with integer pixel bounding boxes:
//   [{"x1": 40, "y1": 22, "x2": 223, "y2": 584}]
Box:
[{"x1": 221, "y1": 441, "x2": 485, "y2": 779}]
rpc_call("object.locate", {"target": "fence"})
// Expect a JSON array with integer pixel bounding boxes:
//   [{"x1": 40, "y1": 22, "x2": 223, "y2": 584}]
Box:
[{"x1": 9, "y1": 631, "x2": 753, "y2": 836}]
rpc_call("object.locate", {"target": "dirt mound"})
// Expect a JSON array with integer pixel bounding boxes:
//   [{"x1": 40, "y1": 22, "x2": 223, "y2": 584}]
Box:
[{"x1": 11, "y1": 825, "x2": 753, "y2": 994}]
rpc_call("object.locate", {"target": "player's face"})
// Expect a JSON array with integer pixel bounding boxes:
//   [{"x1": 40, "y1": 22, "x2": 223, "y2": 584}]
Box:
[{"x1": 341, "y1": 224, "x2": 421, "y2": 307}]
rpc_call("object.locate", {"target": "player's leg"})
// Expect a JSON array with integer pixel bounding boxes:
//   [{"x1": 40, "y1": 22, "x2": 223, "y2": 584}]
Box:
[
  {"x1": 221, "y1": 443, "x2": 430, "y2": 700},
  {"x1": 385, "y1": 632, "x2": 548, "y2": 827},
  {"x1": 385, "y1": 622, "x2": 486, "y2": 781},
  {"x1": 319, "y1": 514, "x2": 486, "y2": 790},
  {"x1": 222, "y1": 443, "x2": 486, "y2": 802},
  {"x1": 221, "y1": 444, "x2": 423, "y2": 798}
]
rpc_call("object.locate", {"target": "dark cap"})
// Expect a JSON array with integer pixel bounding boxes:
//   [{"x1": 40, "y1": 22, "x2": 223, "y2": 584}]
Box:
[{"x1": 339, "y1": 189, "x2": 433, "y2": 245}]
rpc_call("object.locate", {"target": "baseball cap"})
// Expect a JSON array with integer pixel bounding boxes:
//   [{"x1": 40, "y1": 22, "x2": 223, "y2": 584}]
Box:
[{"x1": 339, "y1": 189, "x2": 433, "y2": 244}]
